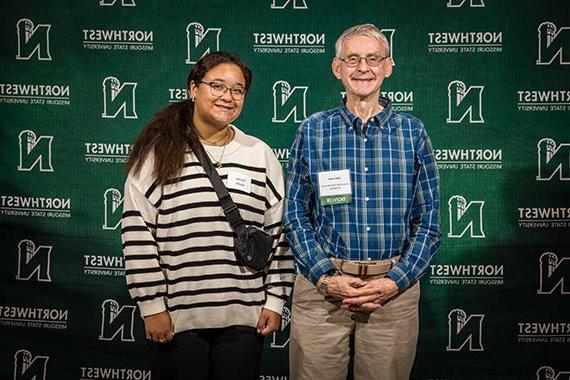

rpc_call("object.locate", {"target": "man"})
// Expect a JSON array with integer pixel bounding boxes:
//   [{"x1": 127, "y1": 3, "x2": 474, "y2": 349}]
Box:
[{"x1": 283, "y1": 24, "x2": 441, "y2": 380}]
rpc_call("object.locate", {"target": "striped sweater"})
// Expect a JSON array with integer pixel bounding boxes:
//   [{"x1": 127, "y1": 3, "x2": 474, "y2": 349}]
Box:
[{"x1": 121, "y1": 126, "x2": 295, "y2": 333}]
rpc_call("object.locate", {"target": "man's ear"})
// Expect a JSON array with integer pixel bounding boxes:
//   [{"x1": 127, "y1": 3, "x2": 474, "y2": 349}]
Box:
[{"x1": 383, "y1": 57, "x2": 393, "y2": 78}]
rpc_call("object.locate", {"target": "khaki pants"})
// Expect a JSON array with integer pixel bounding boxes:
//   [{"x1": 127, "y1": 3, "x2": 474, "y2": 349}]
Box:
[{"x1": 289, "y1": 274, "x2": 420, "y2": 380}]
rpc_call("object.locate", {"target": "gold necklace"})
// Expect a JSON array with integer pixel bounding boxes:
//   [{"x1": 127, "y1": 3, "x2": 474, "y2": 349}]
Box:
[
  {"x1": 199, "y1": 127, "x2": 230, "y2": 146},
  {"x1": 204, "y1": 128, "x2": 233, "y2": 168}
]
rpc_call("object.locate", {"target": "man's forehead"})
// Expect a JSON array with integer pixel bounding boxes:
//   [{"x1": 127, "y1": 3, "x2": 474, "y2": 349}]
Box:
[{"x1": 341, "y1": 35, "x2": 386, "y2": 55}]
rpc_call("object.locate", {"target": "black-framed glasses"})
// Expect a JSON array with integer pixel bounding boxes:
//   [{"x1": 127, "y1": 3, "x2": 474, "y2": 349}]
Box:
[
  {"x1": 338, "y1": 55, "x2": 390, "y2": 67},
  {"x1": 199, "y1": 81, "x2": 247, "y2": 100}
]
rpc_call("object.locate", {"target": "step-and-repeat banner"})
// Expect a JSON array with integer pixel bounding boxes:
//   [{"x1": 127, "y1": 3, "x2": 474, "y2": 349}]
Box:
[{"x1": 1, "y1": 0, "x2": 569, "y2": 379}]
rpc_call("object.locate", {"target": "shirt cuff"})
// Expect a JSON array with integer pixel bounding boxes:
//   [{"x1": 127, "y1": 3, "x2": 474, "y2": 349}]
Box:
[
  {"x1": 263, "y1": 295, "x2": 286, "y2": 315},
  {"x1": 307, "y1": 258, "x2": 337, "y2": 285},
  {"x1": 137, "y1": 298, "x2": 166, "y2": 318},
  {"x1": 386, "y1": 263, "x2": 411, "y2": 291}
]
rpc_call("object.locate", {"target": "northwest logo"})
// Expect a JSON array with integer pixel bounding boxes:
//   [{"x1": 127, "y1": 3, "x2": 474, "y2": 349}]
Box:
[
  {"x1": 381, "y1": 90, "x2": 413, "y2": 111},
  {"x1": 536, "y1": 138, "x2": 570, "y2": 181},
  {"x1": 13, "y1": 349, "x2": 49, "y2": 380},
  {"x1": 538, "y1": 252, "x2": 570, "y2": 295},
  {"x1": 270, "y1": 0, "x2": 307, "y2": 9},
  {"x1": 186, "y1": 22, "x2": 220, "y2": 64},
  {"x1": 102, "y1": 76, "x2": 137, "y2": 119},
  {"x1": 271, "y1": 306, "x2": 290, "y2": 348},
  {"x1": 447, "y1": 308, "x2": 484, "y2": 351},
  {"x1": 18, "y1": 130, "x2": 54, "y2": 172},
  {"x1": 536, "y1": 22, "x2": 570, "y2": 65},
  {"x1": 517, "y1": 90, "x2": 569, "y2": 112},
  {"x1": 272, "y1": 147, "x2": 290, "y2": 170},
  {"x1": 99, "y1": 0, "x2": 136, "y2": 6},
  {"x1": 448, "y1": 195, "x2": 485, "y2": 238},
  {"x1": 272, "y1": 80, "x2": 307, "y2": 123},
  {"x1": 537, "y1": 366, "x2": 570, "y2": 380},
  {"x1": 447, "y1": 80, "x2": 484, "y2": 123},
  {"x1": 381, "y1": 29, "x2": 396, "y2": 65},
  {"x1": 16, "y1": 19, "x2": 52, "y2": 61},
  {"x1": 99, "y1": 299, "x2": 136, "y2": 342},
  {"x1": 103, "y1": 188, "x2": 123, "y2": 230},
  {"x1": 16, "y1": 239, "x2": 52, "y2": 282},
  {"x1": 447, "y1": 0, "x2": 485, "y2": 7}
]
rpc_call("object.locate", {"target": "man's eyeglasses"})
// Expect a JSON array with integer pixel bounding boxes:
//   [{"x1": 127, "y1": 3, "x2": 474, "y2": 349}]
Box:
[
  {"x1": 338, "y1": 55, "x2": 390, "y2": 68},
  {"x1": 199, "y1": 81, "x2": 247, "y2": 100}
]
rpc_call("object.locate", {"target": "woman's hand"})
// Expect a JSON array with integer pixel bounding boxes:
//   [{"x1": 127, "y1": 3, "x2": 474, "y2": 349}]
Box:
[
  {"x1": 256, "y1": 308, "x2": 281, "y2": 336},
  {"x1": 144, "y1": 310, "x2": 175, "y2": 343}
]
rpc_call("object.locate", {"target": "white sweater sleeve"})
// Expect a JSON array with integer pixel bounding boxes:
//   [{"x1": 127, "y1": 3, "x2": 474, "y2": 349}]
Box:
[{"x1": 121, "y1": 161, "x2": 167, "y2": 318}]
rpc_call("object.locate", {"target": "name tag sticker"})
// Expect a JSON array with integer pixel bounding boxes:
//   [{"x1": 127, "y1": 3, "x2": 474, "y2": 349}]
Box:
[
  {"x1": 318, "y1": 169, "x2": 352, "y2": 205},
  {"x1": 227, "y1": 172, "x2": 252, "y2": 193}
]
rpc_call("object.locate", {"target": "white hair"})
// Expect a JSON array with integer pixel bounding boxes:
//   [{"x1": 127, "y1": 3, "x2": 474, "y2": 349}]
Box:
[{"x1": 335, "y1": 23, "x2": 390, "y2": 58}]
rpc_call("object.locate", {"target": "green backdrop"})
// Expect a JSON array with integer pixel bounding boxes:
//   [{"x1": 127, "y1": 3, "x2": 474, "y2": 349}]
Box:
[{"x1": 1, "y1": 0, "x2": 569, "y2": 379}]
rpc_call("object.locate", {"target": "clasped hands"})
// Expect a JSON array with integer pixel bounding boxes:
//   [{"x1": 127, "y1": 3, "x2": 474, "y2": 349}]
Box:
[{"x1": 321, "y1": 274, "x2": 399, "y2": 313}]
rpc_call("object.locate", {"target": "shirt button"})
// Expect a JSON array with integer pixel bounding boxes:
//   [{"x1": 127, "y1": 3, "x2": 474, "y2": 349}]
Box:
[
  {"x1": 364, "y1": 167, "x2": 369, "y2": 172},
  {"x1": 363, "y1": 138, "x2": 368, "y2": 142},
  {"x1": 366, "y1": 226, "x2": 371, "y2": 231},
  {"x1": 365, "y1": 196, "x2": 370, "y2": 201}
]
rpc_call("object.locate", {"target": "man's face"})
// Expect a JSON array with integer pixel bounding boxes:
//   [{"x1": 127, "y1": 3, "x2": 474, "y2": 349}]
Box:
[{"x1": 332, "y1": 35, "x2": 392, "y2": 100}]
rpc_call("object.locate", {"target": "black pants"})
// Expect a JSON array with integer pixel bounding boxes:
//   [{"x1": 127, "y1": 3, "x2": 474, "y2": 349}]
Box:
[{"x1": 147, "y1": 326, "x2": 264, "y2": 380}]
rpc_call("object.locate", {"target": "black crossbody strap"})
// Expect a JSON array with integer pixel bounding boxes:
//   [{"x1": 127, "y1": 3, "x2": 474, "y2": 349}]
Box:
[{"x1": 192, "y1": 140, "x2": 247, "y2": 236}]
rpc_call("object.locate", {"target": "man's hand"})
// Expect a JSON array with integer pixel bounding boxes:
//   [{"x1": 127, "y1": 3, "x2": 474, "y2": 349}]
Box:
[
  {"x1": 323, "y1": 274, "x2": 368, "y2": 299},
  {"x1": 341, "y1": 278, "x2": 399, "y2": 312},
  {"x1": 256, "y1": 308, "x2": 282, "y2": 336},
  {"x1": 144, "y1": 310, "x2": 175, "y2": 343}
]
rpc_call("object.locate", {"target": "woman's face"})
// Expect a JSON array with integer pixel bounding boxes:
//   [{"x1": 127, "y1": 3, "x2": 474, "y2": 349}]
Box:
[{"x1": 190, "y1": 63, "x2": 247, "y2": 130}]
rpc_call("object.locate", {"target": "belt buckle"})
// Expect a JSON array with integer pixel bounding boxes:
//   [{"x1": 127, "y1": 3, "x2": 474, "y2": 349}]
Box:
[
  {"x1": 356, "y1": 261, "x2": 371, "y2": 277},
  {"x1": 339, "y1": 260, "x2": 368, "y2": 277}
]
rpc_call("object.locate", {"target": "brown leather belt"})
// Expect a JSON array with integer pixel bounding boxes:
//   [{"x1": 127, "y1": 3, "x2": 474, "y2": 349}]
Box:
[{"x1": 331, "y1": 256, "x2": 400, "y2": 277}]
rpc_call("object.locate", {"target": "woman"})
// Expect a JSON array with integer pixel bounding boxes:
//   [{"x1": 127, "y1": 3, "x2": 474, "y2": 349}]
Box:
[{"x1": 121, "y1": 51, "x2": 295, "y2": 380}]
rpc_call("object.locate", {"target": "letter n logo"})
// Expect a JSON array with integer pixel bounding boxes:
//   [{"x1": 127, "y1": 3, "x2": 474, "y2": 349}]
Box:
[
  {"x1": 99, "y1": 0, "x2": 136, "y2": 6},
  {"x1": 271, "y1": 0, "x2": 308, "y2": 9},
  {"x1": 447, "y1": 0, "x2": 485, "y2": 7},
  {"x1": 186, "y1": 22, "x2": 220, "y2": 64},
  {"x1": 16, "y1": 19, "x2": 52, "y2": 61},
  {"x1": 99, "y1": 299, "x2": 136, "y2": 342},
  {"x1": 447, "y1": 80, "x2": 484, "y2": 123},
  {"x1": 538, "y1": 252, "x2": 570, "y2": 295},
  {"x1": 103, "y1": 188, "x2": 124, "y2": 230},
  {"x1": 271, "y1": 306, "x2": 291, "y2": 348},
  {"x1": 380, "y1": 29, "x2": 396, "y2": 65},
  {"x1": 536, "y1": 22, "x2": 570, "y2": 65},
  {"x1": 18, "y1": 130, "x2": 54, "y2": 172},
  {"x1": 448, "y1": 195, "x2": 485, "y2": 238},
  {"x1": 13, "y1": 350, "x2": 49, "y2": 380},
  {"x1": 102, "y1": 76, "x2": 138, "y2": 119},
  {"x1": 16, "y1": 239, "x2": 52, "y2": 282},
  {"x1": 447, "y1": 308, "x2": 484, "y2": 351},
  {"x1": 272, "y1": 80, "x2": 307, "y2": 123},
  {"x1": 536, "y1": 138, "x2": 570, "y2": 181},
  {"x1": 536, "y1": 366, "x2": 570, "y2": 380}
]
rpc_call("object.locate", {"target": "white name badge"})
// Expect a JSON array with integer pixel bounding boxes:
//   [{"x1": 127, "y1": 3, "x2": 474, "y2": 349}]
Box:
[
  {"x1": 227, "y1": 172, "x2": 252, "y2": 193},
  {"x1": 318, "y1": 169, "x2": 352, "y2": 205}
]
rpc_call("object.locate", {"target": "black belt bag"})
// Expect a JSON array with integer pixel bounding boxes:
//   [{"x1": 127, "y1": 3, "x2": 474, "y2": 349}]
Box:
[
  {"x1": 235, "y1": 225, "x2": 273, "y2": 271},
  {"x1": 192, "y1": 138, "x2": 273, "y2": 271}
]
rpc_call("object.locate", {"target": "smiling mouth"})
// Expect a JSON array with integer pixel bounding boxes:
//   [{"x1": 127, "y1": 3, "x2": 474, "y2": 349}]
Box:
[{"x1": 215, "y1": 104, "x2": 234, "y2": 111}]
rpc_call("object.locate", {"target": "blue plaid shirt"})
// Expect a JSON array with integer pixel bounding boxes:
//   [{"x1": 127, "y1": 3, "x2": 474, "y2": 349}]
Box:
[{"x1": 284, "y1": 98, "x2": 441, "y2": 291}]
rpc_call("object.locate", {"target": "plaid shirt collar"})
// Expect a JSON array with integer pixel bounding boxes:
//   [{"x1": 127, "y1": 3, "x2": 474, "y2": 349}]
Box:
[{"x1": 338, "y1": 96, "x2": 394, "y2": 134}]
